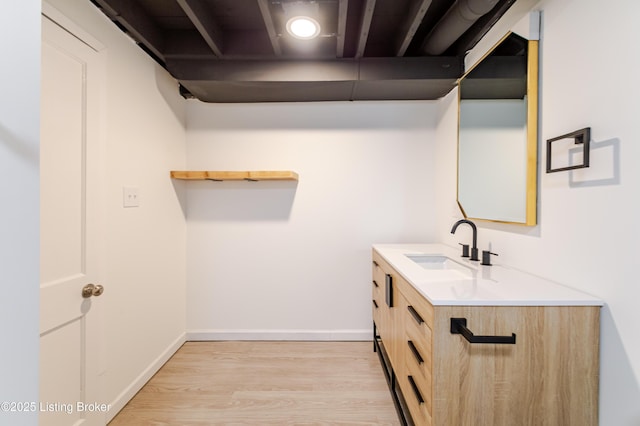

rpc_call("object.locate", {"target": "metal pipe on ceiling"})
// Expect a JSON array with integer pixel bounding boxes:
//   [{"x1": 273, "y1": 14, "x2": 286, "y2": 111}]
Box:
[{"x1": 421, "y1": 0, "x2": 499, "y2": 55}]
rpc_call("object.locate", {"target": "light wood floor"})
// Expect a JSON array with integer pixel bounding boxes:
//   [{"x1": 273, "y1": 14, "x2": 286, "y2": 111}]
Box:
[{"x1": 109, "y1": 341, "x2": 400, "y2": 425}]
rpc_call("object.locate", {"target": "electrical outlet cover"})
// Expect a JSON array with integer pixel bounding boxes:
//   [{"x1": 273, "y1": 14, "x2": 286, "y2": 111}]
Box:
[{"x1": 123, "y1": 186, "x2": 139, "y2": 207}]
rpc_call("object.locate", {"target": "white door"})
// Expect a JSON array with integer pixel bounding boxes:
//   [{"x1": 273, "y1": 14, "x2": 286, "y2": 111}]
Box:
[{"x1": 40, "y1": 13, "x2": 105, "y2": 426}]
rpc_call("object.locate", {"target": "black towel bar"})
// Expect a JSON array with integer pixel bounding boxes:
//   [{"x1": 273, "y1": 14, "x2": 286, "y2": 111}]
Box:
[{"x1": 450, "y1": 318, "x2": 516, "y2": 344}]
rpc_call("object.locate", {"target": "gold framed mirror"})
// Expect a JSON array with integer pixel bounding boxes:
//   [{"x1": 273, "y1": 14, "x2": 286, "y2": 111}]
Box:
[{"x1": 457, "y1": 32, "x2": 538, "y2": 225}]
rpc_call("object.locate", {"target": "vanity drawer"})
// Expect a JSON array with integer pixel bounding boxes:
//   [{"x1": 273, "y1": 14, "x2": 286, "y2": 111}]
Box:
[
  {"x1": 402, "y1": 360, "x2": 433, "y2": 426},
  {"x1": 404, "y1": 340, "x2": 432, "y2": 425},
  {"x1": 399, "y1": 280, "x2": 434, "y2": 330},
  {"x1": 372, "y1": 276, "x2": 383, "y2": 305},
  {"x1": 372, "y1": 297, "x2": 382, "y2": 327},
  {"x1": 372, "y1": 253, "x2": 394, "y2": 308},
  {"x1": 405, "y1": 304, "x2": 432, "y2": 356},
  {"x1": 372, "y1": 251, "x2": 386, "y2": 286},
  {"x1": 405, "y1": 322, "x2": 432, "y2": 376}
]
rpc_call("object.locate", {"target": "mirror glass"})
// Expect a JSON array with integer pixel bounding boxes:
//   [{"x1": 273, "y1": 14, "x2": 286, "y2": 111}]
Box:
[{"x1": 457, "y1": 32, "x2": 538, "y2": 225}]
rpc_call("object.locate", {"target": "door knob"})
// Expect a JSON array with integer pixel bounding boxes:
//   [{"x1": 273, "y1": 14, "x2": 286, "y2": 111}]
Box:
[{"x1": 82, "y1": 283, "x2": 104, "y2": 298}]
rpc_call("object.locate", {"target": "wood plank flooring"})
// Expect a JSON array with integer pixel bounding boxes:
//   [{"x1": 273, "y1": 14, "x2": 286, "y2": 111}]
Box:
[{"x1": 109, "y1": 341, "x2": 400, "y2": 425}]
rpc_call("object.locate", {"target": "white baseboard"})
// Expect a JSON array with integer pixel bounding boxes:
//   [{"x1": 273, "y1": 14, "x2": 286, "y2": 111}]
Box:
[
  {"x1": 186, "y1": 329, "x2": 373, "y2": 341},
  {"x1": 106, "y1": 332, "x2": 186, "y2": 422}
]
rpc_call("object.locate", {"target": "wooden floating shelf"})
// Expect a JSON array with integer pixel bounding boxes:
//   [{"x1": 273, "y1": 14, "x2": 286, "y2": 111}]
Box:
[{"x1": 170, "y1": 171, "x2": 298, "y2": 181}]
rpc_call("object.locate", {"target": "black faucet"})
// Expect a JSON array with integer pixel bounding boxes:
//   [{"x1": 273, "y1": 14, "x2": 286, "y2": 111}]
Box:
[{"x1": 451, "y1": 219, "x2": 479, "y2": 261}]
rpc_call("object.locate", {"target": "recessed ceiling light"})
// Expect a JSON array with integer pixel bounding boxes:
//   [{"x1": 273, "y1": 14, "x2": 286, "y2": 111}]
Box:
[{"x1": 286, "y1": 16, "x2": 321, "y2": 40}]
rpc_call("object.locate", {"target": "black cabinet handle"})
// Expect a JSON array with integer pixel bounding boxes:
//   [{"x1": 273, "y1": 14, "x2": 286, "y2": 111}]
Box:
[
  {"x1": 373, "y1": 300, "x2": 378, "y2": 309},
  {"x1": 450, "y1": 318, "x2": 516, "y2": 344},
  {"x1": 407, "y1": 340, "x2": 423, "y2": 364},
  {"x1": 372, "y1": 260, "x2": 379, "y2": 267},
  {"x1": 385, "y1": 274, "x2": 393, "y2": 307},
  {"x1": 372, "y1": 280, "x2": 379, "y2": 288},
  {"x1": 407, "y1": 305, "x2": 424, "y2": 325},
  {"x1": 408, "y1": 376, "x2": 424, "y2": 404}
]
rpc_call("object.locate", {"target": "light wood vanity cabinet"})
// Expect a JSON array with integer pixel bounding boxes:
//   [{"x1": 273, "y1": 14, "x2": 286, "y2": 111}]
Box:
[{"x1": 372, "y1": 249, "x2": 600, "y2": 426}]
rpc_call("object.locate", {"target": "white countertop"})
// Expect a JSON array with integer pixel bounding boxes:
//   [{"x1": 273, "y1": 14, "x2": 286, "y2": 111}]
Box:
[{"x1": 373, "y1": 243, "x2": 603, "y2": 306}]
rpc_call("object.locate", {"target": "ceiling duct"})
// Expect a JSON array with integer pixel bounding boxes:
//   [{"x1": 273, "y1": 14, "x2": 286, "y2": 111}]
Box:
[
  {"x1": 421, "y1": 0, "x2": 499, "y2": 55},
  {"x1": 167, "y1": 56, "x2": 463, "y2": 102}
]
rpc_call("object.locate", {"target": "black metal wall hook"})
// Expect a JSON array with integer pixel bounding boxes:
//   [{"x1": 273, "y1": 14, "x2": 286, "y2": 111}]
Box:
[{"x1": 450, "y1": 318, "x2": 516, "y2": 344}]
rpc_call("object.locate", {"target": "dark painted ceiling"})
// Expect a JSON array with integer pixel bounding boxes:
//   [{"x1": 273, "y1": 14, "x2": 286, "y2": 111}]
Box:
[{"x1": 89, "y1": 0, "x2": 516, "y2": 102}]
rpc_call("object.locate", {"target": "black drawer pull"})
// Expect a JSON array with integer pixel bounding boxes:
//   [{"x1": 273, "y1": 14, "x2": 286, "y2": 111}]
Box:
[
  {"x1": 385, "y1": 274, "x2": 393, "y2": 307},
  {"x1": 450, "y1": 318, "x2": 516, "y2": 344},
  {"x1": 408, "y1": 375, "x2": 424, "y2": 404},
  {"x1": 372, "y1": 280, "x2": 379, "y2": 288},
  {"x1": 407, "y1": 305, "x2": 424, "y2": 325},
  {"x1": 373, "y1": 300, "x2": 378, "y2": 309},
  {"x1": 407, "y1": 340, "x2": 423, "y2": 364},
  {"x1": 372, "y1": 260, "x2": 379, "y2": 267}
]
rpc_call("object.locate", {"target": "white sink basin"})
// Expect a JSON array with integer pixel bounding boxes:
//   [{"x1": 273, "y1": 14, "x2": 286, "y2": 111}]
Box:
[
  {"x1": 406, "y1": 254, "x2": 458, "y2": 269},
  {"x1": 405, "y1": 254, "x2": 473, "y2": 280}
]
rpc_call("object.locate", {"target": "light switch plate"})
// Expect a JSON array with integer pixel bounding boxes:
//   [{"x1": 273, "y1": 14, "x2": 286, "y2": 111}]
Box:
[{"x1": 123, "y1": 186, "x2": 140, "y2": 207}]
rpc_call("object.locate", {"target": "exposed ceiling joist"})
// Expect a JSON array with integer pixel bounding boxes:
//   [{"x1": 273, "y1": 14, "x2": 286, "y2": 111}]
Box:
[
  {"x1": 92, "y1": 0, "x2": 166, "y2": 62},
  {"x1": 175, "y1": 0, "x2": 224, "y2": 57},
  {"x1": 395, "y1": 0, "x2": 433, "y2": 56},
  {"x1": 257, "y1": 0, "x2": 282, "y2": 56},
  {"x1": 336, "y1": 0, "x2": 349, "y2": 57},
  {"x1": 355, "y1": 0, "x2": 376, "y2": 58}
]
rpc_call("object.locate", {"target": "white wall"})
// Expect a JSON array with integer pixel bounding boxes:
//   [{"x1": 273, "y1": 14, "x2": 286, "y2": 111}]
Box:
[
  {"x1": 436, "y1": 0, "x2": 640, "y2": 424},
  {"x1": 185, "y1": 101, "x2": 438, "y2": 339},
  {"x1": 0, "y1": 1, "x2": 40, "y2": 425},
  {"x1": 44, "y1": 0, "x2": 188, "y2": 420}
]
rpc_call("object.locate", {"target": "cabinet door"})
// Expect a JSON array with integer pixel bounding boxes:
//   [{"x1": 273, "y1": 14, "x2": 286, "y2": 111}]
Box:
[
  {"x1": 431, "y1": 306, "x2": 600, "y2": 426},
  {"x1": 390, "y1": 289, "x2": 408, "y2": 378}
]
